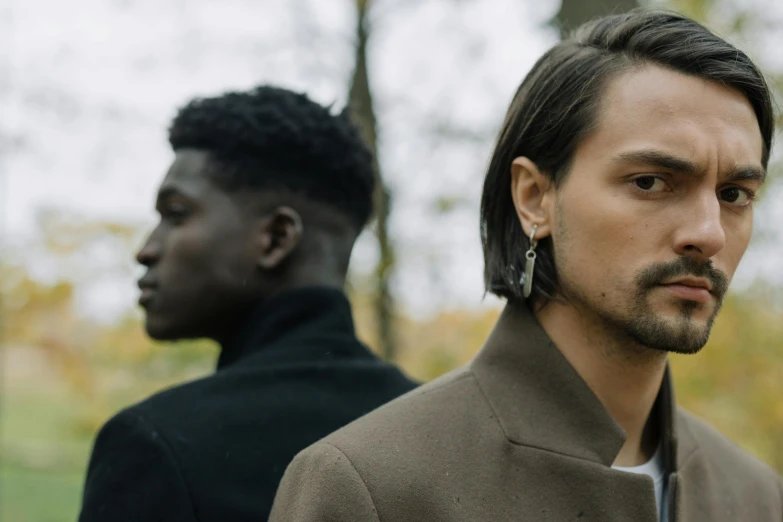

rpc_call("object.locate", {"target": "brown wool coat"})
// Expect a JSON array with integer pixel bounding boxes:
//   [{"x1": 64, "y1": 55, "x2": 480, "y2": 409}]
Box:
[{"x1": 270, "y1": 302, "x2": 783, "y2": 522}]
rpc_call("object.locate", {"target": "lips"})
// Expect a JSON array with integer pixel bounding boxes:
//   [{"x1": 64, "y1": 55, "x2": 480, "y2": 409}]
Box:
[
  {"x1": 137, "y1": 279, "x2": 158, "y2": 307},
  {"x1": 659, "y1": 282, "x2": 712, "y2": 304},
  {"x1": 138, "y1": 287, "x2": 157, "y2": 307},
  {"x1": 663, "y1": 276, "x2": 712, "y2": 292}
]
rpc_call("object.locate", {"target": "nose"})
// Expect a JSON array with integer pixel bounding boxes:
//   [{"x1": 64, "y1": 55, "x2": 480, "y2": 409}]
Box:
[
  {"x1": 136, "y1": 228, "x2": 162, "y2": 267},
  {"x1": 672, "y1": 192, "x2": 726, "y2": 260}
]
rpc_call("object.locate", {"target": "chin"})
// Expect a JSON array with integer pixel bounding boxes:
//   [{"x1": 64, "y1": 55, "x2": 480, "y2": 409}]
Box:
[
  {"x1": 606, "y1": 294, "x2": 719, "y2": 355},
  {"x1": 144, "y1": 317, "x2": 196, "y2": 342},
  {"x1": 656, "y1": 305, "x2": 711, "y2": 326},
  {"x1": 628, "y1": 310, "x2": 714, "y2": 355}
]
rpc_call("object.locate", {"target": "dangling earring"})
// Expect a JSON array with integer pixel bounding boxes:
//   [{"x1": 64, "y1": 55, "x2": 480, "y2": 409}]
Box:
[{"x1": 520, "y1": 224, "x2": 538, "y2": 299}]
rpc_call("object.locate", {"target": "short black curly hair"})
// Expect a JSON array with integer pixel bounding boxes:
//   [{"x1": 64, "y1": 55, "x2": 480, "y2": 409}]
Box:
[{"x1": 168, "y1": 85, "x2": 375, "y2": 231}]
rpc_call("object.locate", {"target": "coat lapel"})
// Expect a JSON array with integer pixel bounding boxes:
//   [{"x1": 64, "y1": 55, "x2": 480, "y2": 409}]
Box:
[
  {"x1": 471, "y1": 300, "x2": 687, "y2": 521},
  {"x1": 470, "y1": 300, "x2": 627, "y2": 465}
]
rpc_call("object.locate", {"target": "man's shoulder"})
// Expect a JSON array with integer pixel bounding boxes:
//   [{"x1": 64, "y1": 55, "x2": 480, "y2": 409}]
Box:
[
  {"x1": 109, "y1": 350, "x2": 419, "y2": 445},
  {"x1": 283, "y1": 365, "x2": 491, "y2": 499},
  {"x1": 109, "y1": 364, "x2": 288, "y2": 442},
  {"x1": 321, "y1": 365, "x2": 489, "y2": 457},
  {"x1": 96, "y1": 374, "x2": 214, "y2": 451},
  {"x1": 677, "y1": 407, "x2": 782, "y2": 485},
  {"x1": 122, "y1": 370, "x2": 225, "y2": 421}
]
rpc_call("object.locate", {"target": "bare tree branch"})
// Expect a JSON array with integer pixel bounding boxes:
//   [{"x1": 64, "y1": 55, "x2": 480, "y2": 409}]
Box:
[{"x1": 347, "y1": 0, "x2": 398, "y2": 361}]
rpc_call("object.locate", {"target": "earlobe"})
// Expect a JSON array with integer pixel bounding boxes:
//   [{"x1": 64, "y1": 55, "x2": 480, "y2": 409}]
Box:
[
  {"x1": 510, "y1": 157, "x2": 553, "y2": 239},
  {"x1": 257, "y1": 207, "x2": 304, "y2": 270}
]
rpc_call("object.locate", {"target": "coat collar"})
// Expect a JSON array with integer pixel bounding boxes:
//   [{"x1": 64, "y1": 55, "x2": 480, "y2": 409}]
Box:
[
  {"x1": 217, "y1": 286, "x2": 371, "y2": 370},
  {"x1": 471, "y1": 300, "x2": 687, "y2": 470}
]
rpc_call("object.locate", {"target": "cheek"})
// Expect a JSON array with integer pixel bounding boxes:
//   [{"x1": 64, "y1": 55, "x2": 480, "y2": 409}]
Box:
[
  {"x1": 719, "y1": 215, "x2": 753, "y2": 279},
  {"x1": 199, "y1": 222, "x2": 258, "y2": 285},
  {"x1": 165, "y1": 225, "x2": 213, "y2": 269},
  {"x1": 554, "y1": 185, "x2": 657, "y2": 295},
  {"x1": 162, "y1": 221, "x2": 251, "y2": 286}
]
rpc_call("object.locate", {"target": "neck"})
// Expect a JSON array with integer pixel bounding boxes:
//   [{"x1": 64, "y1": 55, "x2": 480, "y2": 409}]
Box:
[
  {"x1": 536, "y1": 300, "x2": 667, "y2": 466},
  {"x1": 214, "y1": 285, "x2": 355, "y2": 369},
  {"x1": 273, "y1": 270, "x2": 346, "y2": 295},
  {"x1": 283, "y1": 234, "x2": 352, "y2": 292}
]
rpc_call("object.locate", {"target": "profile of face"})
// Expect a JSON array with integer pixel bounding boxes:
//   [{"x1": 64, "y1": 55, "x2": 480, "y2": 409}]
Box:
[
  {"x1": 136, "y1": 149, "x2": 301, "y2": 341},
  {"x1": 517, "y1": 65, "x2": 765, "y2": 354}
]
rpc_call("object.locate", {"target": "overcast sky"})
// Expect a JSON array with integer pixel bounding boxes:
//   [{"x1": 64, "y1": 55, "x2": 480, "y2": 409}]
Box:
[{"x1": 3, "y1": 0, "x2": 782, "y2": 322}]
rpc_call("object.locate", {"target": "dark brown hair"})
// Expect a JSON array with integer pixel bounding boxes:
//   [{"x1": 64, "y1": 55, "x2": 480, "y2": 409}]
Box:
[{"x1": 480, "y1": 9, "x2": 774, "y2": 305}]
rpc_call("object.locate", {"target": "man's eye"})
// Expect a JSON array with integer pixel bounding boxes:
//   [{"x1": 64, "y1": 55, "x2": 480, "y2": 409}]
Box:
[
  {"x1": 720, "y1": 187, "x2": 754, "y2": 206},
  {"x1": 163, "y1": 204, "x2": 189, "y2": 220},
  {"x1": 633, "y1": 176, "x2": 667, "y2": 192}
]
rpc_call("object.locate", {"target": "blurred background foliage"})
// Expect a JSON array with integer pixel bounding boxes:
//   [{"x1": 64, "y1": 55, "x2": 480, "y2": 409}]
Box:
[{"x1": 2, "y1": 0, "x2": 783, "y2": 520}]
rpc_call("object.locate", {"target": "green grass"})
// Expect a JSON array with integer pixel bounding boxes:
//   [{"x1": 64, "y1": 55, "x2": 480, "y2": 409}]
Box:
[
  {"x1": 0, "y1": 464, "x2": 84, "y2": 522},
  {"x1": 2, "y1": 387, "x2": 92, "y2": 522},
  {"x1": 0, "y1": 350, "x2": 213, "y2": 522}
]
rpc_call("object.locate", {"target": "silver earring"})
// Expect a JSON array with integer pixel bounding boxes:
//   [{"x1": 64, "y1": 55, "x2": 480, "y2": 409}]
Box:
[{"x1": 520, "y1": 224, "x2": 538, "y2": 299}]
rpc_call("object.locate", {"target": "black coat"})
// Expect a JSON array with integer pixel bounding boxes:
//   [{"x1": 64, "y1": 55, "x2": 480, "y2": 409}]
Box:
[{"x1": 78, "y1": 287, "x2": 418, "y2": 522}]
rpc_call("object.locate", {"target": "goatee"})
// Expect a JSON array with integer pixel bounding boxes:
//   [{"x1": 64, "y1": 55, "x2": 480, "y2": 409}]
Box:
[{"x1": 606, "y1": 256, "x2": 729, "y2": 354}]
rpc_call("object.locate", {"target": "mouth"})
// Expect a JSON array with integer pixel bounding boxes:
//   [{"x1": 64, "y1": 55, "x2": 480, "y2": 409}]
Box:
[
  {"x1": 658, "y1": 277, "x2": 713, "y2": 304},
  {"x1": 138, "y1": 288, "x2": 156, "y2": 306},
  {"x1": 137, "y1": 280, "x2": 158, "y2": 307},
  {"x1": 138, "y1": 288, "x2": 157, "y2": 308}
]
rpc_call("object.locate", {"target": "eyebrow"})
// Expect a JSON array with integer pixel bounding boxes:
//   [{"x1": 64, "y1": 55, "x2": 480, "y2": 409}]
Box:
[
  {"x1": 727, "y1": 166, "x2": 767, "y2": 183},
  {"x1": 156, "y1": 186, "x2": 177, "y2": 201},
  {"x1": 155, "y1": 186, "x2": 194, "y2": 205},
  {"x1": 612, "y1": 149, "x2": 766, "y2": 183}
]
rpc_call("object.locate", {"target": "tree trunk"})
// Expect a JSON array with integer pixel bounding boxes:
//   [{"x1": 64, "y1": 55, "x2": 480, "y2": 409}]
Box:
[
  {"x1": 348, "y1": 0, "x2": 397, "y2": 361},
  {"x1": 555, "y1": 0, "x2": 640, "y2": 37}
]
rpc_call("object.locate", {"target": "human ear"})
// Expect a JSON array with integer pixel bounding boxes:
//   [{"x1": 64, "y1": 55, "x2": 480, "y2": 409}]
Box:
[
  {"x1": 257, "y1": 207, "x2": 304, "y2": 269},
  {"x1": 510, "y1": 157, "x2": 553, "y2": 239}
]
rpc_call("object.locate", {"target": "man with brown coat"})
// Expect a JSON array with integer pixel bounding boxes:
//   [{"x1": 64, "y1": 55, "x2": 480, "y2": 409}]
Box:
[{"x1": 270, "y1": 10, "x2": 783, "y2": 521}]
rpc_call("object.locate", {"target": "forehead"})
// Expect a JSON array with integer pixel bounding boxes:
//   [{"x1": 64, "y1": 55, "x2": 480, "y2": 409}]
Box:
[
  {"x1": 582, "y1": 64, "x2": 763, "y2": 169},
  {"x1": 160, "y1": 149, "x2": 215, "y2": 194}
]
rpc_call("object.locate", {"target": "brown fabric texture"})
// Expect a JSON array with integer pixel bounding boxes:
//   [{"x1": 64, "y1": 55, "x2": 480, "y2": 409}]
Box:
[{"x1": 270, "y1": 302, "x2": 783, "y2": 521}]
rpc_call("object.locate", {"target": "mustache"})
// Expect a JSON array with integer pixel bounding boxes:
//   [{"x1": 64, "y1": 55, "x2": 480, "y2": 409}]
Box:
[{"x1": 636, "y1": 257, "x2": 730, "y2": 298}]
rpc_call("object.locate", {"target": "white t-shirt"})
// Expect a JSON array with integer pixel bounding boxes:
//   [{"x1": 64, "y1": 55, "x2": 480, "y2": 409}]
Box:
[{"x1": 612, "y1": 443, "x2": 669, "y2": 522}]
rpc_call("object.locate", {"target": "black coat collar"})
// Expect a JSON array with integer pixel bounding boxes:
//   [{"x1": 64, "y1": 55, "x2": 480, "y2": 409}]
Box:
[{"x1": 217, "y1": 286, "x2": 371, "y2": 370}]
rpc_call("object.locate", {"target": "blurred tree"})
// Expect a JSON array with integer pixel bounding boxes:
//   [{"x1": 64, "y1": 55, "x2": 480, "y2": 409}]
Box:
[
  {"x1": 663, "y1": 0, "x2": 714, "y2": 21},
  {"x1": 1, "y1": 261, "x2": 102, "y2": 428},
  {"x1": 670, "y1": 295, "x2": 783, "y2": 472},
  {"x1": 1, "y1": 209, "x2": 211, "y2": 432},
  {"x1": 3, "y1": 213, "x2": 782, "y2": 473},
  {"x1": 348, "y1": 0, "x2": 398, "y2": 362},
  {"x1": 555, "y1": 0, "x2": 640, "y2": 37}
]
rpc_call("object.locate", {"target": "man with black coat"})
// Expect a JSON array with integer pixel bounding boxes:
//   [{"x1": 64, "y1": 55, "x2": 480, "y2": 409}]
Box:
[{"x1": 78, "y1": 85, "x2": 418, "y2": 522}]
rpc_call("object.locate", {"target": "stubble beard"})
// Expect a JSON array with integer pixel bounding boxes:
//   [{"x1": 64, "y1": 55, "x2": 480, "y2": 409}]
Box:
[
  {"x1": 553, "y1": 207, "x2": 729, "y2": 355},
  {"x1": 598, "y1": 289, "x2": 722, "y2": 355},
  {"x1": 559, "y1": 256, "x2": 729, "y2": 355}
]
